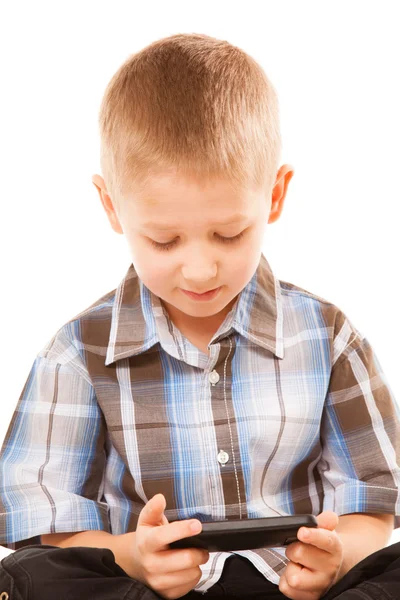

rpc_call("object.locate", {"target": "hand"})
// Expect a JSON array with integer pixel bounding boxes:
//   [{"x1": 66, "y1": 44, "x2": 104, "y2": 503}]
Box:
[
  {"x1": 131, "y1": 493, "x2": 209, "y2": 599},
  {"x1": 279, "y1": 510, "x2": 344, "y2": 600}
]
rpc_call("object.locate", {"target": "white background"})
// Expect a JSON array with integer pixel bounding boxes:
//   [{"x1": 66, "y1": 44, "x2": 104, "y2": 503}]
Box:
[{"x1": 1, "y1": 1, "x2": 399, "y2": 545}]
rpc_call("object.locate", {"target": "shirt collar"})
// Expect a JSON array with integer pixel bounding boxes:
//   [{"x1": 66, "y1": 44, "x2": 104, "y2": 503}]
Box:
[{"x1": 105, "y1": 252, "x2": 284, "y2": 366}]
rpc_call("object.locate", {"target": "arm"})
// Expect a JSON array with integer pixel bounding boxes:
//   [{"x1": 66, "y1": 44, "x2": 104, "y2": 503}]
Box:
[
  {"x1": 317, "y1": 328, "x2": 400, "y2": 533},
  {"x1": 0, "y1": 329, "x2": 109, "y2": 548},
  {"x1": 335, "y1": 512, "x2": 394, "y2": 578},
  {"x1": 41, "y1": 530, "x2": 138, "y2": 579},
  {"x1": 280, "y1": 320, "x2": 400, "y2": 599}
]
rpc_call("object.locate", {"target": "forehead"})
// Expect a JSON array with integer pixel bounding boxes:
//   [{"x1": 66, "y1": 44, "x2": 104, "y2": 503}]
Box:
[
  {"x1": 142, "y1": 213, "x2": 248, "y2": 231},
  {"x1": 128, "y1": 171, "x2": 262, "y2": 228}
]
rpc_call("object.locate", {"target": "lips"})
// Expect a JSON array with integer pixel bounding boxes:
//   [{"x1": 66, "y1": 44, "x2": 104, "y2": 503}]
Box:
[
  {"x1": 185, "y1": 288, "x2": 218, "y2": 294},
  {"x1": 181, "y1": 286, "x2": 222, "y2": 301}
]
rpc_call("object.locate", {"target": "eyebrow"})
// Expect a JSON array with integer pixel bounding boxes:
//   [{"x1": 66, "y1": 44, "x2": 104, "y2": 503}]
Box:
[{"x1": 141, "y1": 214, "x2": 248, "y2": 230}]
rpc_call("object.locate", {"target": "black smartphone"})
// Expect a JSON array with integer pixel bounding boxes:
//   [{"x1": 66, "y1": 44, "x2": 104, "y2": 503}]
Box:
[{"x1": 169, "y1": 515, "x2": 318, "y2": 552}]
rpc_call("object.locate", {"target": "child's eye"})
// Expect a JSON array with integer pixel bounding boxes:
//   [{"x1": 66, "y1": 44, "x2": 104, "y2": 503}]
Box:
[
  {"x1": 218, "y1": 230, "x2": 246, "y2": 244},
  {"x1": 150, "y1": 239, "x2": 177, "y2": 251},
  {"x1": 150, "y1": 231, "x2": 245, "y2": 252}
]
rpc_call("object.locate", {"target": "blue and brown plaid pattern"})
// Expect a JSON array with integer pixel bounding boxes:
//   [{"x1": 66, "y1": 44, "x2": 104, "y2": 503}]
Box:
[{"x1": 1, "y1": 253, "x2": 399, "y2": 590}]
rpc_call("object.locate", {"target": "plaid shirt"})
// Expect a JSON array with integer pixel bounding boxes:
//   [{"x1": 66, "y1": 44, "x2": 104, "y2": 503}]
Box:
[{"x1": 1, "y1": 253, "x2": 400, "y2": 591}]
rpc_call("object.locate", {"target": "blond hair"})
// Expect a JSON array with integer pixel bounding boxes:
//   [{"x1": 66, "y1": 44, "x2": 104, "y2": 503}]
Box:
[{"x1": 97, "y1": 33, "x2": 281, "y2": 204}]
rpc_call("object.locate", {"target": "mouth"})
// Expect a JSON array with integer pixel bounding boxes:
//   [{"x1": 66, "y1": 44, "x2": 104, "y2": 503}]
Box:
[
  {"x1": 180, "y1": 286, "x2": 222, "y2": 301},
  {"x1": 184, "y1": 287, "x2": 218, "y2": 294}
]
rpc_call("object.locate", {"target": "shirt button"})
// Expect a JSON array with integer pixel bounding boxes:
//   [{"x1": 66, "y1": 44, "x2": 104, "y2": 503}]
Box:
[
  {"x1": 209, "y1": 370, "x2": 220, "y2": 385},
  {"x1": 217, "y1": 449, "x2": 229, "y2": 465}
]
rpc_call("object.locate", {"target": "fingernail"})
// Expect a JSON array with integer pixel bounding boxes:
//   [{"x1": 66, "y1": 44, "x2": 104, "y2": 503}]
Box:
[
  {"x1": 301, "y1": 528, "x2": 310, "y2": 539},
  {"x1": 190, "y1": 520, "x2": 201, "y2": 533}
]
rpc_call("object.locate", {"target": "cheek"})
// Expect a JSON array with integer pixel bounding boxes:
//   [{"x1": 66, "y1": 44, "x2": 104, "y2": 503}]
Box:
[
  {"x1": 135, "y1": 261, "x2": 169, "y2": 293},
  {"x1": 228, "y1": 248, "x2": 261, "y2": 282},
  {"x1": 126, "y1": 242, "x2": 169, "y2": 289}
]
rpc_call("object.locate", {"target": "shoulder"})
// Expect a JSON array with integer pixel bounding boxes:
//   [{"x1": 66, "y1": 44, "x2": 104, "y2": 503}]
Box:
[
  {"x1": 278, "y1": 279, "x2": 365, "y2": 366},
  {"x1": 279, "y1": 279, "x2": 336, "y2": 306},
  {"x1": 37, "y1": 287, "x2": 117, "y2": 368}
]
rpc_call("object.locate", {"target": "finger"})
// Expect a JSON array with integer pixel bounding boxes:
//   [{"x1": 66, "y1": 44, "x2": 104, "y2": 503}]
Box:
[
  {"x1": 162, "y1": 548, "x2": 210, "y2": 572},
  {"x1": 286, "y1": 540, "x2": 331, "y2": 570},
  {"x1": 158, "y1": 571, "x2": 202, "y2": 598},
  {"x1": 284, "y1": 560, "x2": 331, "y2": 595},
  {"x1": 315, "y1": 510, "x2": 339, "y2": 531},
  {"x1": 137, "y1": 494, "x2": 167, "y2": 528},
  {"x1": 279, "y1": 570, "x2": 316, "y2": 600},
  {"x1": 150, "y1": 547, "x2": 209, "y2": 574},
  {"x1": 145, "y1": 518, "x2": 203, "y2": 553},
  {"x1": 297, "y1": 526, "x2": 342, "y2": 555}
]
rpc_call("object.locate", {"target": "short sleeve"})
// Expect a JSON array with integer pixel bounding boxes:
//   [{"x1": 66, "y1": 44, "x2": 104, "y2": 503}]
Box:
[
  {"x1": 317, "y1": 333, "x2": 400, "y2": 528},
  {"x1": 0, "y1": 329, "x2": 110, "y2": 547}
]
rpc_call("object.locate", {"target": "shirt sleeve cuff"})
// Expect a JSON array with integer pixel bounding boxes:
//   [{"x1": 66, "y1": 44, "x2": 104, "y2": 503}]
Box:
[
  {"x1": 322, "y1": 481, "x2": 400, "y2": 529},
  {"x1": 0, "y1": 489, "x2": 110, "y2": 547}
]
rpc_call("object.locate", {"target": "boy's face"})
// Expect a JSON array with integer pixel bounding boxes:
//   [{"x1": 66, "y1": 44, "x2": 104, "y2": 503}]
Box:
[{"x1": 92, "y1": 165, "x2": 293, "y2": 330}]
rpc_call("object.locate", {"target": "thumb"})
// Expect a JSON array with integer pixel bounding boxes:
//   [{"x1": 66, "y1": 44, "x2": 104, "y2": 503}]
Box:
[
  {"x1": 137, "y1": 493, "x2": 168, "y2": 528},
  {"x1": 316, "y1": 510, "x2": 339, "y2": 531}
]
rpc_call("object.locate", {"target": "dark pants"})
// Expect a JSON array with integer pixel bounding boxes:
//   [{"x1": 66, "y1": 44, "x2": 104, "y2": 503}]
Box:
[{"x1": 1, "y1": 542, "x2": 400, "y2": 600}]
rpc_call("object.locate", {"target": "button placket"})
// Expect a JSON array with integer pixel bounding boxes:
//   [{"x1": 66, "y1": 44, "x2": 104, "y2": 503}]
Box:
[
  {"x1": 208, "y1": 341, "x2": 242, "y2": 517},
  {"x1": 208, "y1": 371, "x2": 229, "y2": 473}
]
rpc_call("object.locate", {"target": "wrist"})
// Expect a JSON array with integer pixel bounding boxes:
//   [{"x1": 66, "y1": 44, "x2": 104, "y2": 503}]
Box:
[
  {"x1": 112, "y1": 531, "x2": 139, "y2": 580},
  {"x1": 333, "y1": 532, "x2": 350, "y2": 582}
]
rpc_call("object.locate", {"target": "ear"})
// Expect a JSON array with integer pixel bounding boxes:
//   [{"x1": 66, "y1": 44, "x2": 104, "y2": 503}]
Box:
[
  {"x1": 92, "y1": 174, "x2": 124, "y2": 235},
  {"x1": 268, "y1": 164, "x2": 295, "y2": 224}
]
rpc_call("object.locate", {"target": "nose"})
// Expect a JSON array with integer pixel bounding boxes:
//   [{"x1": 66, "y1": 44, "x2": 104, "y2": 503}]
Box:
[{"x1": 181, "y1": 259, "x2": 217, "y2": 283}]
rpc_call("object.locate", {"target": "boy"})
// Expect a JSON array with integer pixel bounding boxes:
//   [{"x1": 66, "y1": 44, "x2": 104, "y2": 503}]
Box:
[{"x1": 1, "y1": 32, "x2": 400, "y2": 600}]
